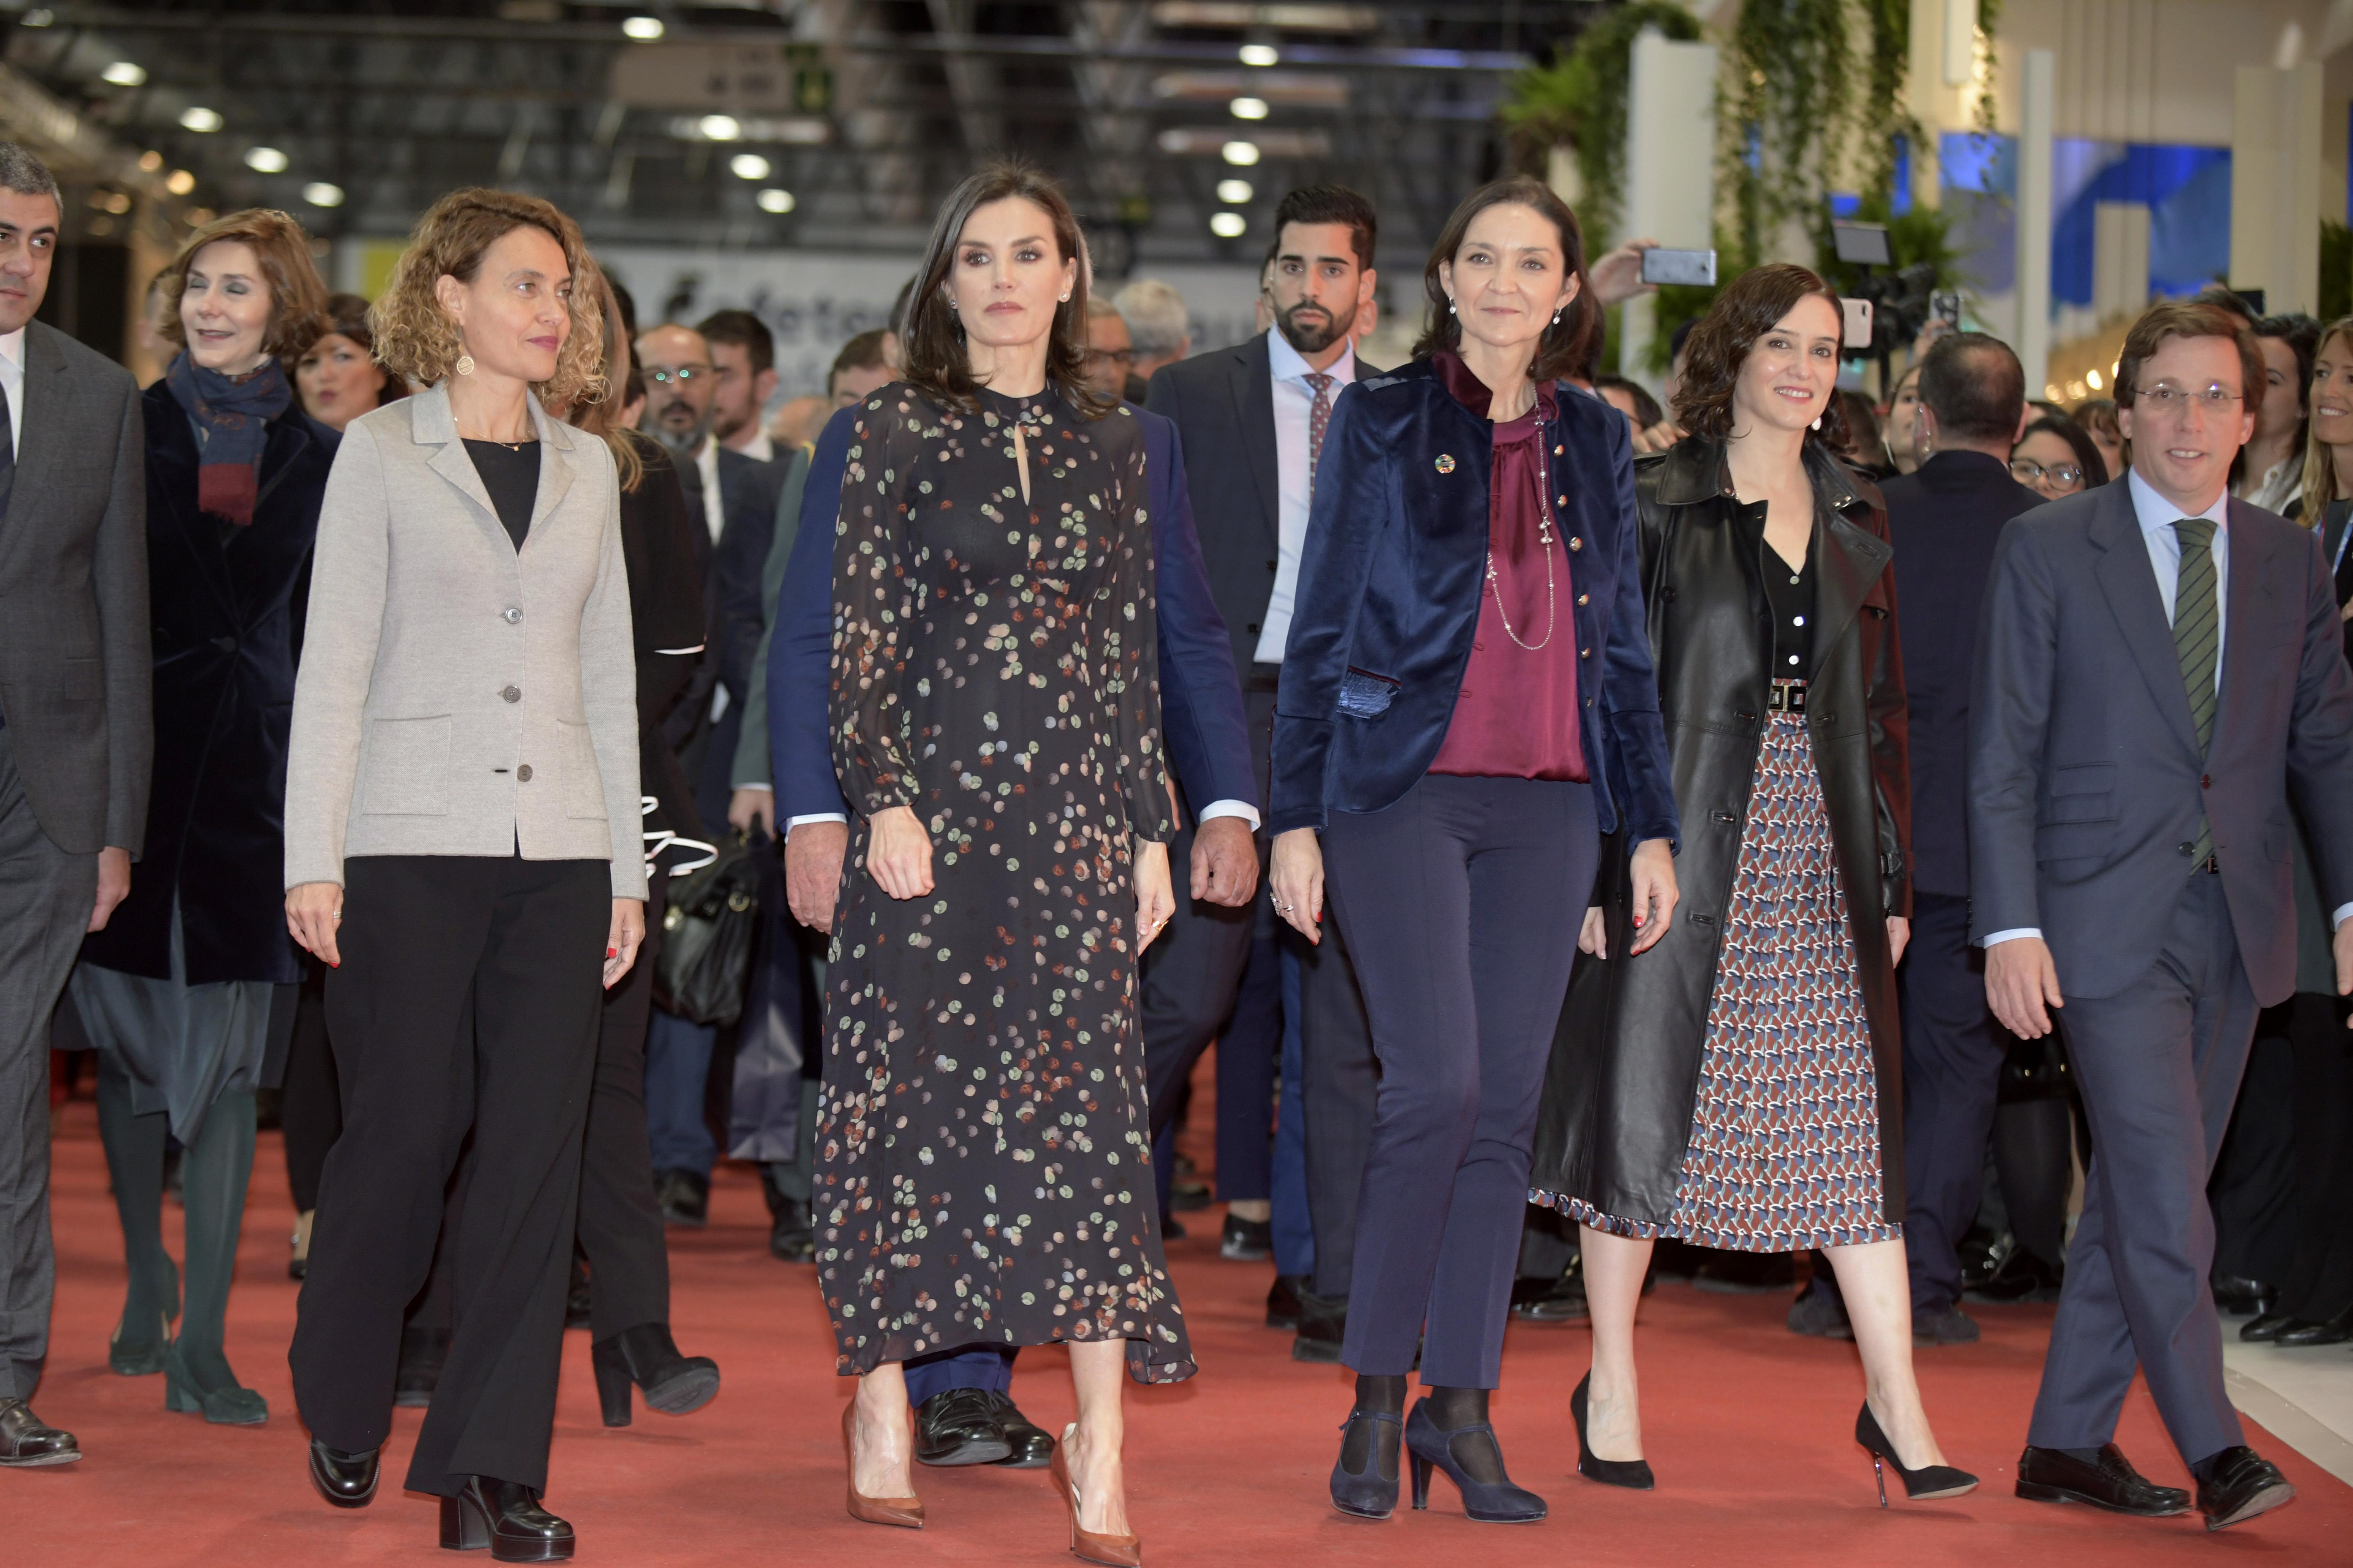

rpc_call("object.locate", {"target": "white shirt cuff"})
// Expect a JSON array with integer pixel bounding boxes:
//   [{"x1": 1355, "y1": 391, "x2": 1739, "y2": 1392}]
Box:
[
  {"x1": 1196, "y1": 799, "x2": 1261, "y2": 830},
  {"x1": 786, "y1": 813, "x2": 848, "y2": 833},
  {"x1": 1981, "y1": 928, "x2": 2041, "y2": 947},
  {"x1": 2334, "y1": 903, "x2": 2353, "y2": 931}
]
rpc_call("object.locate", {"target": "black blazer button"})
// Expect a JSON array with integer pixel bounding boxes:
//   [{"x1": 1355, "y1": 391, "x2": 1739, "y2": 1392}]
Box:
[
  {"x1": 1265, "y1": 560, "x2": 1277, "y2": 572},
  {"x1": 1246, "y1": 622, "x2": 1260, "y2": 634},
  {"x1": 2179, "y1": 841, "x2": 2196, "y2": 856},
  {"x1": 517, "y1": 764, "x2": 534, "y2": 782}
]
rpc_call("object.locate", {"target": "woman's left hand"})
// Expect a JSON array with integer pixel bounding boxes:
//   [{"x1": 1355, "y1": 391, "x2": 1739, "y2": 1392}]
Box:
[
  {"x1": 1134, "y1": 841, "x2": 1174, "y2": 954},
  {"x1": 1886, "y1": 915, "x2": 1910, "y2": 968},
  {"x1": 605, "y1": 898, "x2": 646, "y2": 989}
]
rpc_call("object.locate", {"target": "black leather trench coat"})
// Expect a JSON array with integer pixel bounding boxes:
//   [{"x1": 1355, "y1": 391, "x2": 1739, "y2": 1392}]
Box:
[
  {"x1": 1531, "y1": 436, "x2": 1913, "y2": 1228},
  {"x1": 79, "y1": 384, "x2": 338, "y2": 986}
]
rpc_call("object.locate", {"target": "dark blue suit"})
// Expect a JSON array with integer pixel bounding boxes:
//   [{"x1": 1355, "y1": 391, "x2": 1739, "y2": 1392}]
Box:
[
  {"x1": 768, "y1": 395, "x2": 1254, "y2": 1405},
  {"x1": 1971, "y1": 477, "x2": 2353, "y2": 1464},
  {"x1": 1881, "y1": 450, "x2": 2045, "y2": 1314},
  {"x1": 1270, "y1": 361, "x2": 1676, "y2": 1386}
]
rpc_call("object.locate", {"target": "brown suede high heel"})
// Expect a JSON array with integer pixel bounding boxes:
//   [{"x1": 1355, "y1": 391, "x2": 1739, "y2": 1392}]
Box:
[
  {"x1": 841, "y1": 1402, "x2": 924, "y2": 1528},
  {"x1": 1050, "y1": 1423, "x2": 1142, "y2": 1567}
]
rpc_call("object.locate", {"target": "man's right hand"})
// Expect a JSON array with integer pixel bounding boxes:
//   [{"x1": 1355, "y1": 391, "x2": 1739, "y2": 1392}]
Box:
[
  {"x1": 1632, "y1": 418, "x2": 1685, "y2": 455},
  {"x1": 1986, "y1": 935, "x2": 2064, "y2": 1038},
  {"x1": 785, "y1": 819, "x2": 850, "y2": 931}
]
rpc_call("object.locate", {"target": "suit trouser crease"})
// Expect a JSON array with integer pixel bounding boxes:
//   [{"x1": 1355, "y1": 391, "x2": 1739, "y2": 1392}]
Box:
[
  {"x1": 1322, "y1": 775, "x2": 1597, "y2": 1388},
  {"x1": 2027, "y1": 872, "x2": 2255, "y2": 1465},
  {"x1": 1899, "y1": 890, "x2": 2012, "y2": 1312},
  {"x1": 290, "y1": 854, "x2": 608, "y2": 1496}
]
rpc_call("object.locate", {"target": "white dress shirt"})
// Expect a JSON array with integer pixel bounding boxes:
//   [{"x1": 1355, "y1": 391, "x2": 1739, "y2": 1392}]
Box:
[
  {"x1": 1253, "y1": 329, "x2": 1357, "y2": 665},
  {"x1": 1986, "y1": 471, "x2": 2352, "y2": 945},
  {"x1": 732, "y1": 429, "x2": 775, "y2": 465},
  {"x1": 692, "y1": 437, "x2": 723, "y2": 542},
  {"x1": 0, "y1": 326, "x2": 25, "y2": 458}
]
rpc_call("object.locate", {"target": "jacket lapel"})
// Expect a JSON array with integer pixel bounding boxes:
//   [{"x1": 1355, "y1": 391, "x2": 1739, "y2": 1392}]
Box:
[
  {"x1": 145, "y1": 387, "x2": 237, "y2": 618},
  {"x1": 3, "y1": 324, "x2": 75, "y2": 561},
  {"x1": 2090, "y1": 483, "x2": 2201, "y2": 757},
  {"x1": 411, "y1": 382, "x2": 512, "y2": 549},
  {"x1": 2207, "y1": 498, "x2": 2280, "y2": 766},
  {"x1": 519, "y1": 396, "x2": 576, "y2": 553},
  {"x1": 1813, "y1": 509, "x2": 1890, "y2": 662},
  {"x1": 1231, "y1": 335, "x2": 1280, "y2": 548}
]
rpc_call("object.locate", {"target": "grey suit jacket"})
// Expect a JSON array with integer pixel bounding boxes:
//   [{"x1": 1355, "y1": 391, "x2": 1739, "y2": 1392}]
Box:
[
  {"x1": 284, "y1": 382, "x2": 645, "y2": 898},
  {"x1": 0, "y1": 320, "x2": 151, "y2": 855},
  {"x1": 1968, "y1": 479, "x2": 2353, "y2": 1002}
]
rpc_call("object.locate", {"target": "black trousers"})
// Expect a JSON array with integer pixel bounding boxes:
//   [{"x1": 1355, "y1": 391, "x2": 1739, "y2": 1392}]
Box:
[
  {"x1": 290, "y1": 854, "x2": 609, "y2": 1497},
  {"x1": 1139, "y1": 814, "x2": 1255, "y2": 1184},
  {"x1": 2209, "y1": 1004, "x2": 2298, "y2": 1288},
  {"x1": 280, "y1": 967, "x2": 337, "y2": 1215},
  {"x1": 1323, "y1": 775, "x2": 1598, "y2": 1387},
  {"x1": 2271, "y1": 991, "x2": 2353, "y2": 1320},
  {"x1": 576, "y1": 871, "x2": 670, "y2": 1340},
  {"x1": 1898, "y1": 891, "x2": 2011, "y2": 1314}
]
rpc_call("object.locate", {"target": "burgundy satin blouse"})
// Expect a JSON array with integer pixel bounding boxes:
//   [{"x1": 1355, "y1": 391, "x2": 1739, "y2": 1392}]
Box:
[{"x1": 1426, "y1": 351, "x2": 1588, "y2": 782}]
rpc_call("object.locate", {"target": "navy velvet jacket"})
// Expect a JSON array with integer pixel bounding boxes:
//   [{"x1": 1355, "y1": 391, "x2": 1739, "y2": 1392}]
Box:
[{"x1": 1268, "y1": 360, "x2": 1677, "y2": 849}]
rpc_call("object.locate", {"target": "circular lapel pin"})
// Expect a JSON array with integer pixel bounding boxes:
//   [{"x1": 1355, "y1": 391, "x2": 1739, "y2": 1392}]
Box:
[{"x1": 1434, "y1": 454, "x2": 1456, "y2": 474}]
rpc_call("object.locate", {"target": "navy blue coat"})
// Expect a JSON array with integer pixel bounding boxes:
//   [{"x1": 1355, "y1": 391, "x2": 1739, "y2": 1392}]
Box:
[
  {"x1": 1267, "y1": 360, "x2": 1677, "y2": 849},
  {"x1": 80, "y1": 383, "x2": 338, "y2": 985},
  {"x1": 769, "y1": 400, "x2": 1257, "y2": 826}
]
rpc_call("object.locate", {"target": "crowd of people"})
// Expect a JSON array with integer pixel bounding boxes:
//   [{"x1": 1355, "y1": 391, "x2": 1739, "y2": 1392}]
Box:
[{"x1": 0, "y1": 128, "x2": 2348, "y2": 1564}]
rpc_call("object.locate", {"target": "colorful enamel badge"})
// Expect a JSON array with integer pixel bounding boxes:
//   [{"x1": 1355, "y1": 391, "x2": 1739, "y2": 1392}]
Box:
[{"x1": 1434, "y1": 454, "x2": 1456, "y2": 474}]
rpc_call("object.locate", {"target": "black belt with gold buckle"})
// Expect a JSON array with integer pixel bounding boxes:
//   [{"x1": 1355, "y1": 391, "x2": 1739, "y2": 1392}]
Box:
[{"x1": 1766, "y1": 679, "x2": 1809, "y2": 713}]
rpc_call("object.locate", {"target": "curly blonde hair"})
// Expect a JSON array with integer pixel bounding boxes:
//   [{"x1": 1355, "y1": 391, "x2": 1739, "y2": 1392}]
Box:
[
  {"x1": 157, "y1": 208, "x2": 329, "y2": 364},
  {"x1": 369, "y1": 187, "x2": 605, "y2": 408}
]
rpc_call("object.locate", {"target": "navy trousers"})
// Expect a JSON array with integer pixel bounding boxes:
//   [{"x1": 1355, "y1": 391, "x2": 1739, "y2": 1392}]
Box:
[
  {"x1": 2028, "y1": 871, "x2": 2257, "y2": 1466},
  {"x1": 1899, "y1": 890, "x2": 2011, "y2": 1314},
  {"x1": 1322, "y1": 775, "x2": 1597, "y2": 1388}
]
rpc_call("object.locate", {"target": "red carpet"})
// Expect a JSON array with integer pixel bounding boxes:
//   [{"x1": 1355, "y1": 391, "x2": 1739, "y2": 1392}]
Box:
[{"x1": 11, "y1": 1096, "x2": 2349, "y2": 1566}]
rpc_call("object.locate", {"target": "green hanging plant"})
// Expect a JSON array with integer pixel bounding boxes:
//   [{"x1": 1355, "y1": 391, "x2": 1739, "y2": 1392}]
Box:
[{"x1": 1499, "y1": 2, "x2": 1704, "y2": 243}]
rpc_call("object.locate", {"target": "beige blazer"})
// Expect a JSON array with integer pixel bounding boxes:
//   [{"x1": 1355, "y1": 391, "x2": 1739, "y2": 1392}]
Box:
[{"x1": 284, "y1": 381, "x2": 645, "y2": 898}]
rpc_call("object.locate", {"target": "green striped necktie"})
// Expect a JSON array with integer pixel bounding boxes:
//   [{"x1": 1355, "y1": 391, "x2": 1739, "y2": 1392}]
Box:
[{"x1": 2173, "y1": 517, "x2": 2218, "y2": 864}]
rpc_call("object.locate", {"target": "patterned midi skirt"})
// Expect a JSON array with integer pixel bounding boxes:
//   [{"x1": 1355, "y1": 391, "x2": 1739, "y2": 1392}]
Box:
[{"x1": 1567, "y1": 711, "x2": 1900, "y2": 1252}]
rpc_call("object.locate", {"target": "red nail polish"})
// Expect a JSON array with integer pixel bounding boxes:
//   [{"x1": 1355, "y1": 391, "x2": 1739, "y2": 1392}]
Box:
[{"x1": 607, "y1": 947, "x2": 618, "y2": 958}]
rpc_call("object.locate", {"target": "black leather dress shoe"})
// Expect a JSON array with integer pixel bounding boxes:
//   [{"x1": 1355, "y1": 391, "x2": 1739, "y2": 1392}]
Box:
[
  {"x1": 990, "y1": 1394, "x2": 1055, "y2": 1468},
  {"x1": 440, "y1": 1475, "x2": 574, "y2": 1562},
  {"x1": 758, "y1": 1164, "x2": 816, "y2": 1261},
  {"x1": 1956, "y1": 1223, "x2": 2006, "y2": 1292},
  {"x1": 2016, "y1": 1444, "x2": 2190, "y2": 1515},
  {"x1": 0, "y1": 1398, "x2": 79, "y2": 1467},
  {"x1": 2196, "y1": 1446, "x2": 2294, "y2": 1530},
  {"x1": 2240, "y1": 1310, "x2": 2298, "y2": 1342},
  {"x1": 1786, "y1": 1278, "x2": 1852, "y2": 1339},
  {"x1": 1220, "y1": 1212, "x2": 1272, "y2": 1261},
  {"x1": 1292, "y1": 1285, "x2": 1347, "y2": 1363},
  {"x1": 1966, "y1": 1246, "x2": 2064, "y2": 1304},
  {"x1": 1509, "y1": 1269, "x2": 1589, "y2": 1323},
  {"x1": 914, "y1": 1388, "x2": 1010, "y2": 1466},
  {"x1": 1170, "y1": 1178, "x2": 1212, "y2": 1212},
  {"x1": 2211, "y1": 1273, "x2": 2278, "y2": 1317},
  {"x1": 2274, "y1": 1306, "x2": 2353, "y2": 1347},
  {"x1": 1267, "y1": 1273, "x2": 1304, "y2": 1330},
  {"x1": 653, "y1": 1167, "x2": 709, "y2": 1227},
  {"x1": 1912, "y1": 1302, "x2": 1982, "y2": 1345},
  {"x1": 307, "y1": 1437, "x2": 380, "y2": 1507}
]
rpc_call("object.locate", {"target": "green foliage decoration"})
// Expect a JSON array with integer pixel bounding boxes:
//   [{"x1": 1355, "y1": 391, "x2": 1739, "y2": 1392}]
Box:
[{"x1": 1500, "y1": 2, "x2": 1704, "y2": 244}]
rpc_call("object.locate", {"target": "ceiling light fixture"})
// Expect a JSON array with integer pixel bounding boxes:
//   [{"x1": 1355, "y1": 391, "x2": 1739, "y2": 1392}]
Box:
[
  {"x1": 1238, "y1": 43, "x2": 1279, "y2": 67},
  {"x1": 302, "y1": 182, "x2": 344, "y2": 208},
  {"x1": 698, "y1": 114, "x2": 743, "y2": 141},
  {"x1": 622, "y1": 15, "x2": 665, "y2": 40},
  {"x1": 137, "y1": 150, "x2": 164, "y2": 172},
  {"x1": 756, "y1": 187, "x2": 796, "y2": 214},
  {"x1": 1209, "y1": 212, "x2": 1247, "y2": 239},
  {"x1": 1215, "y1": 178, "x2": 1253, "y2": 204},
  {"x1": 1230, "y1": 96, "x2": 1269, "y2": 120},
  {"x1": 245, "y1": 146, "x2": 289, "y2": 173},
  {"x1": 180, "y1": 106, "x2": 223, "y2": 133},
  {"x1": 729, "y1": 153, "x2": 771, "y2": 180},
  {"x1": 166, "y1": 169, "x2": 196, "y2": 196},
  {"x1": 1220, "y1": 140, "x2": 1260, "y2": 166},
  {"x1": 21, "y1": 9, "x2": 55, "y2": 26},
  {"x1": 101, "y1": 61, "x2": 147, "y2": 87}
]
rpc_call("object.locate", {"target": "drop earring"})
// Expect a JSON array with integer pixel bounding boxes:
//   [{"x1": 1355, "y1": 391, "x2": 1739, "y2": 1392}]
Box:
[
  {"x1": 455, "y1": 352, "x2": 475, "y2": 376},
  {"x1": 1810, "y1": 415, "x2": 1822, "y2": 431},
  {"x1": 1448, "y1": 298, "x2": 1457, "y2": 315},
  {"x1": 1551, "y1": 310, "x2": 1562, "y2": 325}
]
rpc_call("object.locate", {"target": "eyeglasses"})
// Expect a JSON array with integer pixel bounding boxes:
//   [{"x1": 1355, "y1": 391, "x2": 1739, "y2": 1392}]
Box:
[
  {"x1": 2010, "y1": 457, "x2": 2084, "y2": 489},
  {"x1": 643, "y1": 365, "x2": 709, "y2": 386},
  {"x1": 2133, "y1": 382, "x2": 2243, "y2": 415}
]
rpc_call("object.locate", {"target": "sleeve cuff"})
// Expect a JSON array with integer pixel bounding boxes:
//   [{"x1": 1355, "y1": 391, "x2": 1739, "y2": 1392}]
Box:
[
  {"x1": 733, "y1": 779, "x2": 774, "y2": 792},
  {"x1": 1981, "y1": 927, "x2": 2042, "y2": 947},
  {"x1": 2333, "y1": 903, "x2": 2353, "y2": 931},
  {"x1": 787, "y1": 812, "x2": 848, "y2": 833},
  {"x1": 1195, "y1": 799, "x2": 1262, "y2": 830}
]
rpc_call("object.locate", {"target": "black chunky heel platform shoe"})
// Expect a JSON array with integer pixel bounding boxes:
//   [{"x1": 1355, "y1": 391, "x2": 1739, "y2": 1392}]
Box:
[
  {"x1": 439, "y1": 1476, "x2": 574, "y2": 1562},
  {"x1": 590, "y1": 1321, "x2": 719, "y2": 1427}
]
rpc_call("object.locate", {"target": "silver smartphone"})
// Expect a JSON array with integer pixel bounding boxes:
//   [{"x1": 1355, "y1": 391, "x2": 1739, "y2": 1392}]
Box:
[
  {"x1": 1840, "y1": 297, "x2": 1875, "y2": 350},
  {"x1": 1639, "y1": 247, "x2": 1717, "y2": 287}
]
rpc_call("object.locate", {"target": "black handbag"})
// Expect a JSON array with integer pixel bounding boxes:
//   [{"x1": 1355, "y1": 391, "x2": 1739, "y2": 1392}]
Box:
[{"x1": 652, "y1": 830, "x2": 763, "y2": 1027}]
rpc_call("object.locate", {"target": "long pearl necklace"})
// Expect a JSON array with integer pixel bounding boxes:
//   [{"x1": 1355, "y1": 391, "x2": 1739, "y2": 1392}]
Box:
[{"x1": 1486, "y1": 419, "x2": 1558, "y2": 651}]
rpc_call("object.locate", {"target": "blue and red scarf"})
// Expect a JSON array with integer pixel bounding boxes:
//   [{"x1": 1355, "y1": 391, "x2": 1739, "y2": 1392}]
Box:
[{"x1": 165, "y1": 351, "x2": 291, "y2": 525}]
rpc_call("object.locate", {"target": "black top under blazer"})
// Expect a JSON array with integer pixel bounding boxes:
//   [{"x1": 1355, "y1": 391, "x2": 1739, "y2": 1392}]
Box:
[
  {"x1": 1267, "y1": 360, "x2": 1678, "y2": 849},
  {"x1": 81, "y1": 383, "x2": 339, "y2": 985}
]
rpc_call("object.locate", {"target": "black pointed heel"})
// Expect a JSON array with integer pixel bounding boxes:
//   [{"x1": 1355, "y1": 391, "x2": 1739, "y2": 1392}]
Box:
[
  {"x1": 589, "y1": 1323, "x2": 719, "y2": 1429},
  {"x1": 1856, "y1": 1402, "x2": 1977, "y2": 1505},
  {"x1": 1571, "y1": 1373, "x2": 1655, "y2": 1490},
  {"x1": 439, "y1": 1476, "x2": 574, "y2": 1561},
  {"x1": 1402, "y1": 1397, "x2": 1546, "y2": 1523},
  {"x1": 1330, "y1": 1409, "x2": 1403, "y2": 1519}
]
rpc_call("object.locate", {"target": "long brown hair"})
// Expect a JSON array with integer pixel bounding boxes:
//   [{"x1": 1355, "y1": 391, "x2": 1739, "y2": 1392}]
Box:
[
  {"x1": 899, "y1": 160, "x2": 1109, "y2": 417},
  {"x1": 157, "y1": 207, "x2": 331, "y2": 365},
  {"x1": 556, "y1": 260, "x2": 646, "y2": 493},
  {"x1": 1673, "y1": 262, "x2": 1851, "y2": 453},
  {"x1": 1410, "y1": 176, "x2": 1599, "y2": 384},
  {"x1": 2302, "y1": 316, "x2": 2353, "y2": 522}
]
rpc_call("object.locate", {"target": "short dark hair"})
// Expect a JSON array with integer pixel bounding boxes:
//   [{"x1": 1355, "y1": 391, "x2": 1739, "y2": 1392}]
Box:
[
  {"x1": 829, "y1": 328, "x2": 889, "y2": 389},
  {"x1": 1410, "y1": 176, "x2": 1600, "y2": 386},
  {"x1": 1272, "y1": 185, "x2": 1377, "y2": 273},
  {"x1": 609, "y1": 280, "x2": 639, "y2": 342},
  {"x1": 2190, "y1": 284, "x2": 2257, "y2": 327},
  {"x1": 2117, "y1": 300, "x2": 2264, "y2": 414},
  {"x1": 696, "y1": 307, "x2": 774, "y2": 375},
  {"x1": 1673, "y1": 262, "x2": 1850, "y2": 452},
  {"x1": 1918, "y1": 330, "x2": 2025, "y2": 444},
  {"x1": 2015, "y1": 413, "x2": 2109, "y2": 488},
  {"x1": 1593, "y1": 374, "x2": 1663, "y2": 428}
]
